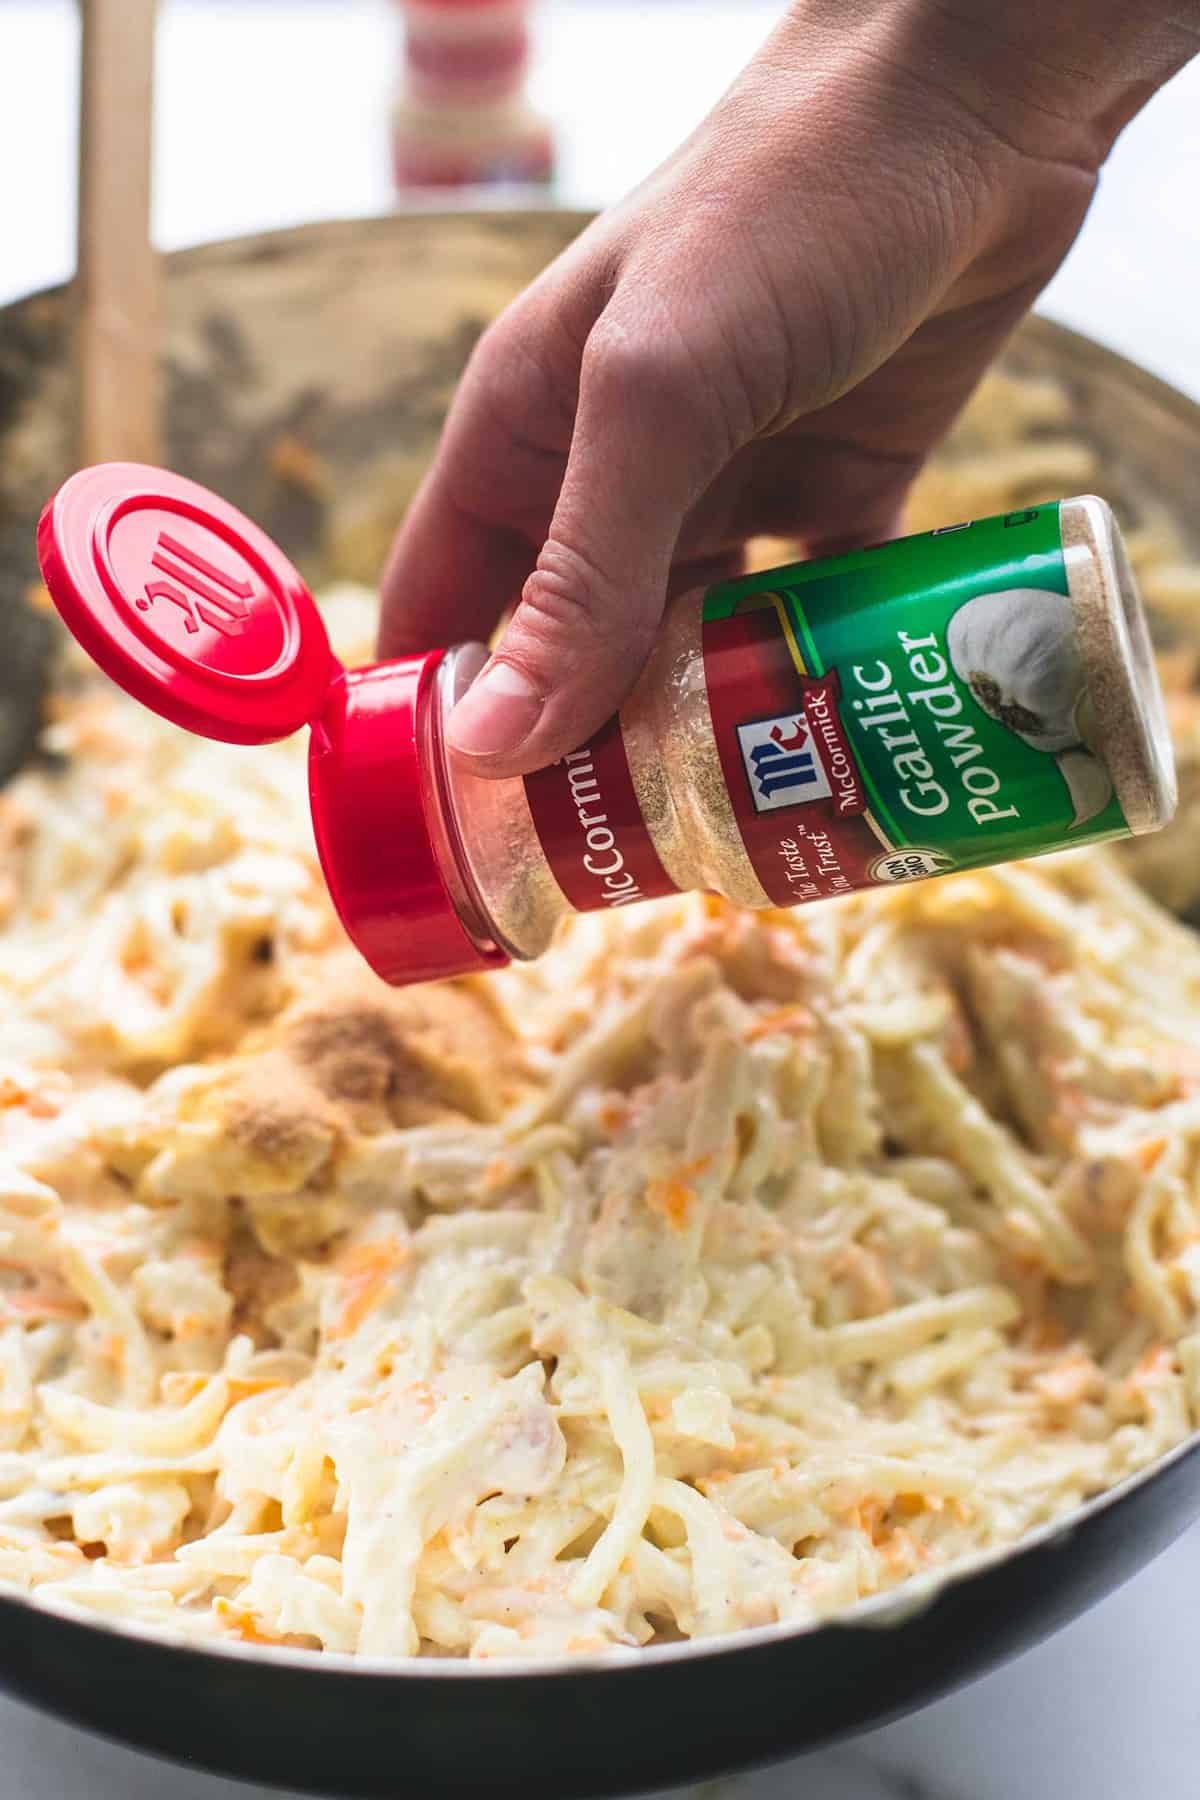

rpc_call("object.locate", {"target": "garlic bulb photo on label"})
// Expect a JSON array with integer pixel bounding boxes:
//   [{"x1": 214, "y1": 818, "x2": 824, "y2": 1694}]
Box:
[
  {"x1": 945, "y1": 583, "x2": 1118, "y2": 828},
  {"x1": 1056, "y1": 743, "x2": 1115, "y2": 829},
  {"x1": 946, "y1": 586, "x2": 1086, "y2": 752}
]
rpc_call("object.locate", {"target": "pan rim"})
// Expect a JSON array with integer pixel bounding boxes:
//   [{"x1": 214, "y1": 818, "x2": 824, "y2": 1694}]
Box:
[{"x1": 6, "y1": 1417, "x2": 1199, "y2": 1683}]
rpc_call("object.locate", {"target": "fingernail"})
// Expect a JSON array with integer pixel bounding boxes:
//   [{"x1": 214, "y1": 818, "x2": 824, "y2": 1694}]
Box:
[{"x1": 448, "y1": 660, "x2": 543, "y2": 759}]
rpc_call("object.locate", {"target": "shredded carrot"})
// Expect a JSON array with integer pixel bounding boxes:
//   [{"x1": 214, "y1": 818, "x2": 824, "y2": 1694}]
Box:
[
  {"x1": 329, "y1": 1239, "x2": 410, "y2": 1341},
  {"x1": 830, "y1": 1243, "x2": 893, "y2": 1316},
  {"x1": 1134, "y1": 1344, "x2": 1175, "y2": 1384},
  {"x1": 1033, "y1": 1351, "x2": 1103, "y2": 1408},
  {"x1": 481, "y1": 1158, "x2": 515, "y2": 1193},
  {"x1": 0, "y1": 1075, "x2": 60, "y2": 1120},
  {"x1": 214, "y1": 1598, "x2": 285, "y2": 1645},
  {"x1": 882, "y1": 1528, "x2": 930, "y2": 1570},
  {"x1": 696, "y1": 1469, "x2": 732, "y2": 1490},
  {"x1": 231, "y1": 1375, "x2": 288, "y2": 1403},
  {"x1": 2, "y1": 1289, "x2": 87, "y2": 1324},
  {"x1": 160, "y1": 1372, "x2": 207, "y2": 1406},
  {"x1": 850, "y1": 1500, "x2": 888, "y2": 1544},
  {"x1": 646, "y1": 1178, "x2": 695, "y2": 1231},
  {"x1": 163, "y1": 1371, "x2": 277, "y2": 1410},
  {"x1": 120, "y1": 950, "x2": 171, "y2": 1004},
  {"x1": 1135, "y1": 1138, "x2": 1167, "y2": 1172},
  {"x1": 744, "y1": 1006, "x2": 814, "y2": 1044}
]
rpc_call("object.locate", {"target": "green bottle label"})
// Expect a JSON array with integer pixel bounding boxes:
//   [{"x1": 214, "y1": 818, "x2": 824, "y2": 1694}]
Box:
[{"x1": 701, "y1": 504, "x2": 1126, "y2": 905}]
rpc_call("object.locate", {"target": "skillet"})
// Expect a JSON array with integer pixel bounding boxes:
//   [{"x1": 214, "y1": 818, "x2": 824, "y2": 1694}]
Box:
[{"x1": 3, "y1": 210, "x2": 1200, "y2": 1796}]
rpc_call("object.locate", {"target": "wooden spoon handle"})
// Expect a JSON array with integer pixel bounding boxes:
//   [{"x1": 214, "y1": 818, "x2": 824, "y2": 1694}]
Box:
[{"x1": 76, "y1": 0, "x2": 162, "y2": 467}]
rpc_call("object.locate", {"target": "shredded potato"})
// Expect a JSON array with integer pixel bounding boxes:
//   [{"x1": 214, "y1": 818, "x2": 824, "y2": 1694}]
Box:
[{"x1": 5, "y1": 448, "x2": 1200, "y2": 1664}]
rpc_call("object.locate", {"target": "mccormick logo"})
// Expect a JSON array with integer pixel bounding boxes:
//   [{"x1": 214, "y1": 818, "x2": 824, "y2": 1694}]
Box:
[
  {"x1": 737, "y1": 710, "x2": 832, "y2": 812},
  {"x1": 736, "y1": 675, "x2": 868, "y2": 818},
  {"x1": 135, "y1": 532, "x2": 255, "y2": 638}
]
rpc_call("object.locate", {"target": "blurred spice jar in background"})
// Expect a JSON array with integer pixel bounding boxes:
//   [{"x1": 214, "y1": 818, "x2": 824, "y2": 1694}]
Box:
[{"x1": 392, "y1": 0, "x2": 555, "y2": 192}]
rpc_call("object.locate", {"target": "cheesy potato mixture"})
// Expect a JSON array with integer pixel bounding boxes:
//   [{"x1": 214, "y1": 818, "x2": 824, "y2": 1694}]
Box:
[{"x1": 4, "y1": 380, "x2": 1200, "y2": 1661}]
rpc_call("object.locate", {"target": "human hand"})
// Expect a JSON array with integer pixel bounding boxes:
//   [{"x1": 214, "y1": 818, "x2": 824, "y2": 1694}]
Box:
[{"x1": 379, "y1": 0, "x2": 1197, "y2": 777}]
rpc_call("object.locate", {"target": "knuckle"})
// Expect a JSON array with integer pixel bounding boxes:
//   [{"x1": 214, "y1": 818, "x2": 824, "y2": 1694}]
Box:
[
  {"x1": 465, "y1": 309, "x2": 576, "y2": 450},
  {"x1": 464, "y1": 313, "x2": 519, "y2": 400},
  {"x1": 524, "y1": 542, "x2": 615, "y2": 633},
  {"x1": 582, "y1": 317, "x2": 687, "y2": 410},
  {"x1": 517, "y1": 543, "x2": 655, "y2": 662},
  {"x1": 583, "y1": 304, "x2": 749, "y2": 466}
]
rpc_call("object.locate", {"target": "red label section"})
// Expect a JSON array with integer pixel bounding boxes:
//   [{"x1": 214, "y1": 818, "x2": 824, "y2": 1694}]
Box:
[
  {"x1": 524, "y1": 715, "x2": 678, "y2": 914},
  {"x1": 703, "y1": 607, "x2": 885, "y2": 906}
]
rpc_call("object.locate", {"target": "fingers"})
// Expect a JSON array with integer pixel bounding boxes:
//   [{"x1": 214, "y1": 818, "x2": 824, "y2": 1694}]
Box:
[
  {"x1": 377, "y1": 469, "x2": 537, "y2": 660},
  {"x1": 446, "y1": 318, "x2": 736, "y2": 776},
  {"x1": 377, "y1": 285, "x2": 585, "y2": 661},
  {"x1": 691, "y1": 431, "x2": 919, "y2": 562}
]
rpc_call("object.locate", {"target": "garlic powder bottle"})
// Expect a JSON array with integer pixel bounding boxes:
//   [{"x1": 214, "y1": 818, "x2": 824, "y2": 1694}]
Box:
[{"x1": 38, "y1": 473, "x2": 1176, "y2": 987}]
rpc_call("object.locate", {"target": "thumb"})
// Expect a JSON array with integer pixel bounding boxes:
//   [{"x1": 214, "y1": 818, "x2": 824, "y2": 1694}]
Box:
[{"x1": 446, "y1": 323, "x2": 733, "y2": 777}]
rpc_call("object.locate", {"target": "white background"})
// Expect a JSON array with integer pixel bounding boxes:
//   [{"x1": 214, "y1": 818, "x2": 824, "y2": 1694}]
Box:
[
  {"x1": 5, "y1": 0, "x2": 1200, "y2": 395},
  {"x1": 4, "y1": 3, "x2": 1200, "y2": 1796}
]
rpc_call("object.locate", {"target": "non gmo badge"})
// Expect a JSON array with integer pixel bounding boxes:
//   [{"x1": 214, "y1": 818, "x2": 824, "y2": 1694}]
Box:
[{"x1": 869, "y1": 847, "x2": 956, "y2": 883}]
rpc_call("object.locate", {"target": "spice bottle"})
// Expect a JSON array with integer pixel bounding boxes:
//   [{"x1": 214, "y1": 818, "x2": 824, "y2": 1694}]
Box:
[
  {"x1": 37, "y1": 470, "x2": 1176, "y2": 987},
  {"x1": 391, "y1": 0, "x2": 554, "y2": 192}
]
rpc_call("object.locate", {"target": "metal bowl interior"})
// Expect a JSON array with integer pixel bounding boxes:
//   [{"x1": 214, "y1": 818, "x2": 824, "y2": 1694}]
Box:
[{"x1": 3, "y1": 211, "x2": 1200, "y2": 1797}]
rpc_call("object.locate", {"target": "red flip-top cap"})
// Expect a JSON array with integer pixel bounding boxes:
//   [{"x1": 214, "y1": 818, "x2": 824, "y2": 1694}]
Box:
[
  {"x1": 310, "y1": 657, "x2": 508, "y2": 985},
  {"x1": 37, "y1": 464, "x2": 507, "y2": 986}
]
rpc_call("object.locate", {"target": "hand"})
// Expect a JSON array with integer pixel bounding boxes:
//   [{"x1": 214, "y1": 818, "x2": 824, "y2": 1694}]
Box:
[{"x1": 379, "y1": 0, "x2": 1197, "y2": 778}]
